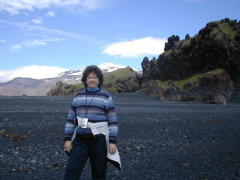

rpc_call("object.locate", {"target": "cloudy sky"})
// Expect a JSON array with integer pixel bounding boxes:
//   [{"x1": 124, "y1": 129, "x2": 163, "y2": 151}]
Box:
[{"x1": 0, "y1": 0, "x2": 239, "y2": 82}]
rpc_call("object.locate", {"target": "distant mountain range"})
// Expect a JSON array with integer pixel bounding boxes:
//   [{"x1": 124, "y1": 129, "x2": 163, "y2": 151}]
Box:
[{"x1": 0, "y1": 63, "x2": 128, "y2": 96}]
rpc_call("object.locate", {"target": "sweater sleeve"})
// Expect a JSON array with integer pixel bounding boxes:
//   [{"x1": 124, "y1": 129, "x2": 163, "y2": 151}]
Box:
[
  {"x1": 106, "y1": 95, "x2": 118, "y2": 144},
  {"x1": 64, "y1": 100, "x2": 77, "y2": 142}
]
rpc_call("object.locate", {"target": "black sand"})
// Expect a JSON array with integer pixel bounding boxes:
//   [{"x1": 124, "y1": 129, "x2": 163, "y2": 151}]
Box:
[{"x1": 0, "y1": 92, "x2": 240, "y2": 180}]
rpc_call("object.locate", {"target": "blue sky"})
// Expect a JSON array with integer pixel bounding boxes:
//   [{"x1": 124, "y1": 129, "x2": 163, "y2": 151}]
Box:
[{"x1": 0, "y1": 0, "x2": 239, "y2": 82}]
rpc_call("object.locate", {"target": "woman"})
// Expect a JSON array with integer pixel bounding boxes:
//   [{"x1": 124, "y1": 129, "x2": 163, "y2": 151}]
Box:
[{"x1": 63, "y1": 65, "x2": 121, "y2": 180}]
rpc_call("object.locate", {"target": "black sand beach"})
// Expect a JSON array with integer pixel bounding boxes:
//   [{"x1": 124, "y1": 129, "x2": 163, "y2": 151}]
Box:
[{"x1": 0, "y1": 92, "x2": 240, "y2": 180}]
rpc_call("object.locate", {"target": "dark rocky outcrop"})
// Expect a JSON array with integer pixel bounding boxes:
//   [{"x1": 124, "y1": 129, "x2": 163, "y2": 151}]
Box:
[
  {"x1": 115, "y1": 76, "x2": 140, "y2": 93},
  {"x1": 141, "y1": 57, "x2": 151, "y2": 80},
  {"x1": 144, "y1": 69, "x2": 234, "y2": 104},
  {"x1": 142, "y1": 18, "x2": 240, "y2": 104},
  {"x1": 156, "y1": 19, "x2": 240, "y2": 85}
]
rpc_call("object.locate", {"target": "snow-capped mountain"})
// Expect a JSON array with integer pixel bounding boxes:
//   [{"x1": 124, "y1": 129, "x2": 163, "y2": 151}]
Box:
[
  {"x1": 56, "y1": 63, "x2": 127, "y2": 84},
  {"x1": 57, "y1": 69, "x2": 85, "y2": 84},
  {"x1": 98, "y1": 63, "x2": 126, "y2": 73},
  {"x1": 0, "y1": 63, "x2": 131, "y2": 96},
  {"x1": 58, "y1": 69, "x2": 84, "y2": 77}
]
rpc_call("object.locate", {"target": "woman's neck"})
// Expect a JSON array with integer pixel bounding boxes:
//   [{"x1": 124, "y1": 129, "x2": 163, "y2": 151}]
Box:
[{"x1": 86, "y1": 87, "x2": 100, "y2": 92}]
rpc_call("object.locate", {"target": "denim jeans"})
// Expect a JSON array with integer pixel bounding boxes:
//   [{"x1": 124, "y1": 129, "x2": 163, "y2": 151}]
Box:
[{"x1": 64, "y1": 135, "x2": 107, "y2": 180}]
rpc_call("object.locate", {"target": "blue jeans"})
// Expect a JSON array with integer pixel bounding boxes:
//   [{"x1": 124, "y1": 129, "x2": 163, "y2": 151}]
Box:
[{"x1": 64, "y1": 135, "x2": 107, "y2": 180}]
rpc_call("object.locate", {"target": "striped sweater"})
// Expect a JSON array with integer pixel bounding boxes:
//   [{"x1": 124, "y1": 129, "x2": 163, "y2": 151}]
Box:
[{"x1": 64, "y1": 87, "x2": 118, "y2": 144}]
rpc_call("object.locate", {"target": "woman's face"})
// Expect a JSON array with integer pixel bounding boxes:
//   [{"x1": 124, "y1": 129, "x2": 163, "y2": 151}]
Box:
[{"x1": 86, "y1": 72, "x2": 99, "y2": 88}]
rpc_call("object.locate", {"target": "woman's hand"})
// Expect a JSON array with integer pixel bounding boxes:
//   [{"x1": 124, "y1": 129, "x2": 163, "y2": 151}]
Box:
[
  {"x1": 64, "y1": 141, "x2": 72, "y2": 153},
  {"x1": 109, "y1": 143, "x2": 116, "y2": 154}
]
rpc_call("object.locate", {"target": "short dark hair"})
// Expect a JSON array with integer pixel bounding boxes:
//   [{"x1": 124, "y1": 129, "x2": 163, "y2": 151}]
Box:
[{"x1": 81, "y1": 65, "x2": 103, "y2": 88}]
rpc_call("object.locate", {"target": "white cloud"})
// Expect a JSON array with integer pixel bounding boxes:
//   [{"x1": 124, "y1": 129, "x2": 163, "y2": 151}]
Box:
[
  {"x1": 0, "y1": 65, "x2": 68, "y2": 82},
  {"x1": 0, "y1": 40, "x2": 6, "y2": 43},
  {"x1": 46, "y1": 11, "x2": 55, "y2": 17},
  {"x1": 0, "y1": 0, "x2": 110, "y2": 15},
  {"x1": 32, "y1": 18, "x2": 42, "y2": 24},
  {"x1": 103, "y1": 37, "x2": 167, "y2": 58},
  {"x1": 11, "y1": 38, "x2": 64, "y2": 50}
]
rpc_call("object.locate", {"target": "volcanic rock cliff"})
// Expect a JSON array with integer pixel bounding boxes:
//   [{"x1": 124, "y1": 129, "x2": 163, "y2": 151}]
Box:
[{"x1": 141, "y1": 18, "x2": 240, "y2": 104}]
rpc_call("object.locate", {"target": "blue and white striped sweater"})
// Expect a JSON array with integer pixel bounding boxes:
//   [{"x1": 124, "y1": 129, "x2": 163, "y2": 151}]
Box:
[{"x1": 64, "y1": 88, "x2": 118, "y2": 144}]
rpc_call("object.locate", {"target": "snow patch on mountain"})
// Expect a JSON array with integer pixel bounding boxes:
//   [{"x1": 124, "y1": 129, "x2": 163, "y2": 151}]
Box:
[{"x1": 99, "y1": 62, "x2": 126, "y2": 73}]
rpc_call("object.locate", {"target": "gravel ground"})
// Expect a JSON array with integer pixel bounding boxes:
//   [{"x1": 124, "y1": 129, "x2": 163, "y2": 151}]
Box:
[{"x1": 0, "y1": 92, "x2": 240, "y2": 180}]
